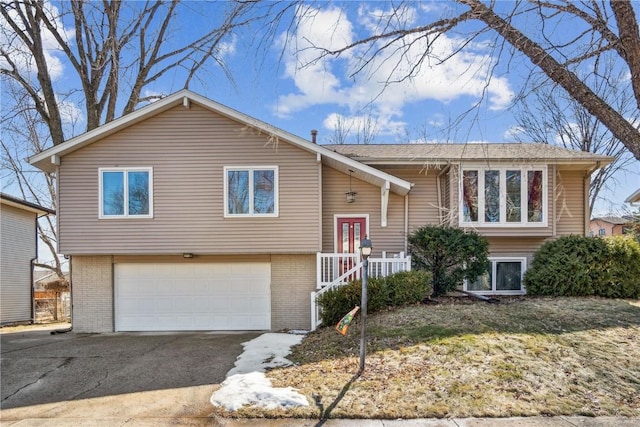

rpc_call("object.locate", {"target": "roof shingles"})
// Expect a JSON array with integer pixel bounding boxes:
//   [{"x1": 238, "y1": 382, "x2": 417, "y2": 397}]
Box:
[{"x1": 323, "y1": 143, "x2": 612, "y2": 164}]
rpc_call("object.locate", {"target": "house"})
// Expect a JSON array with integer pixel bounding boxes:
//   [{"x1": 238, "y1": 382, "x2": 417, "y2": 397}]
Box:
[
  {"x1": 589, "y1": 216, "x2": 635, "y2": 237},
  {"x1": 626, "y1": 188, "x2": 640, "y2": 204},
  {"x1": 28, "y1": 90, "x2": 611, "y2": 333},
  {"x1": 1, "y1": 193, "x2": 55, "y2": 325}
]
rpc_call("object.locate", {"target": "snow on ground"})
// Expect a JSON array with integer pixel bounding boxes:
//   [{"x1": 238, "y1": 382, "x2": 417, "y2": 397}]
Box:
[{"x1": 210, "y1": 332, "x2": 309, "y2": 411}]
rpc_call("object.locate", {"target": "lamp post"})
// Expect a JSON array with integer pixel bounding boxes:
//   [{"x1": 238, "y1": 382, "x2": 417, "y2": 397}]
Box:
[{"x1": 359, "y1": 235, "x2": 372, "y2": 373}]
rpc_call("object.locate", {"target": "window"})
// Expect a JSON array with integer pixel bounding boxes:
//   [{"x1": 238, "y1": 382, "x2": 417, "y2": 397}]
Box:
[
  {"x1": 466, "y1": 257, "x2": 527, "y2": 294},
  {"x1": 224, "y1": 166, "x2": 278, "y2": 217},
  {"x1": 598, "y1": 228, "x2": 606, "y2": 236},
  {"x1": 460, "y1": 166, "x2": 546, "y2": 227},
  {"x1": 99, "y1": 168, "x2": 152, "y2": 218}
]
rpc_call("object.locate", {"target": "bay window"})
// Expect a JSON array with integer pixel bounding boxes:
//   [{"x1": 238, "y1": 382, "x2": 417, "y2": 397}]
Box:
[
  {"x1": 225, "y1": 166, "x2": 278, "y2": 217},
  {"x1": 460, "y1": 166, "x2": 546, "y2": 227}
]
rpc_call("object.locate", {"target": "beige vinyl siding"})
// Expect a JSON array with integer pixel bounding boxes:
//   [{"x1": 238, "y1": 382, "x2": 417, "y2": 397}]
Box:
[
  {"x1": 322, "y1": 166, "x2": 406, "y2": 255},
  {"x1": 485, "y1": 237, "x2": 548, "y2": 265},
  {"x1": 58, "y1": 104, "x2": 321, "y2": 255},
  {"x1": 555, "y1": 169, "x2": 588, "y2": 236},
  {"x1": 382, "y1": 167, "x2": 441, "y2": 234},
  {"x1": 0, "y1": 204, "x2": 36, "y2": 324}
]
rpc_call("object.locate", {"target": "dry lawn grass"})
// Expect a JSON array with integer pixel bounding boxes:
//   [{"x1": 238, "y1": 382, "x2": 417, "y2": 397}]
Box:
[{"x1": 213, "y1": 297, "x2": 640, "y2": 419}]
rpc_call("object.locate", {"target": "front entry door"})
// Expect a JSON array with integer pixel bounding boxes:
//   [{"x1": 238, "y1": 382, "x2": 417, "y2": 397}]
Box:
[
  {"x1": 337, "y1": 217, "x2": 367, "y2": 254},
  {"x1": 336, "y1": 217, "x2": 367, "y2": 277}
]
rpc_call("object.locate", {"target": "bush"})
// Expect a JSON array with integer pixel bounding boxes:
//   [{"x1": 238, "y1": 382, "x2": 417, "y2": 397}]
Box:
[
  {"x1": 408, "y1": 225, "x2": 489, "y2": 297},
  {"x1": 317, "y1": 270, "x2": 431, "y2": 326},
  {"x1": 524, "y1": 235, "x2": 640, "y2": 298},
  {"x1": 601, "y1": 235, "x2": 640, "y2": 298}
]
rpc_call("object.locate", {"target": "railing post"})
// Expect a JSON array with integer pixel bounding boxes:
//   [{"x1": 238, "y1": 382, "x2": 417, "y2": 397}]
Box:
[
  {"x1": 317, "y1": 252, "x2": 324, "y2": 288},
  {"x1": 311, "y1": 291, "x2": 317, "y2": 330}
]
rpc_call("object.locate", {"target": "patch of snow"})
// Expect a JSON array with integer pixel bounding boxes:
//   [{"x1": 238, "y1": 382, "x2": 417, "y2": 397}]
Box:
[{"x1": 210, "y1": 332, "x2": 309, "y2": 411}]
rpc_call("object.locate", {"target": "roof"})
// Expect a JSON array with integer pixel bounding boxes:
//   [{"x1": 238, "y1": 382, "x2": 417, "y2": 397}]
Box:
[
  {"x1": 323, "y1": 143, "x2": 613, "y2": 166},
  {"x1": 591, "y1": 216, "x2": 632, "y2": 225},
  {"x1": 28, "y1": 90, "x2": 413, "y2": 196},
  {"x1": 625, "y1": 188, "x2": 640, "y2": 203},
  {"x1": 0, "y1": 193, "x2": 55, "y2": 215}
]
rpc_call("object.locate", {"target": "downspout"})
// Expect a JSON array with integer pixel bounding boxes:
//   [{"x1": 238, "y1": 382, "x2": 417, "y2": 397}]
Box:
[
  {"x1": 436, "y1": 165, "x2": 451, "y2": 224},
  {"x1": 404, "y1": 195, "x2": 409, "y2": 254},
  {"x1": 584, "y1": 162, "x2": 601, "y2": 236},
  {"x1": 51, "y1": 163, "x2": 72, "y2": 334}
]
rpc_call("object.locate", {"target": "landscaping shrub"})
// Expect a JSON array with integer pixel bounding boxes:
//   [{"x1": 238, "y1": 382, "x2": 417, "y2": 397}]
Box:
[
  {"x1": 524, "y1": 235, "x2": 640, "y2": 298},
  {"x1": 601, "y1": 235, "x2": 640, "y2": 298},
  {"x1": 408, "y1": 225, "x2": 489, "y2": 297},
  {"x1": 317, "y1": 270, "x2": 431, "y2": 326}
]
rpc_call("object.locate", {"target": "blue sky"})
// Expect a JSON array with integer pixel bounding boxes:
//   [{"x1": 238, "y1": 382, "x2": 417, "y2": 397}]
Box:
[{"x1": 2, "y1": 0, "x2": 638, "y2": 216}]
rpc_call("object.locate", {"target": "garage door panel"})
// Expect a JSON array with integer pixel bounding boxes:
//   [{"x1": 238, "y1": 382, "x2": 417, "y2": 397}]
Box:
[{"x1": 116, "y1": 263, "x2": 271, "y2": 331}]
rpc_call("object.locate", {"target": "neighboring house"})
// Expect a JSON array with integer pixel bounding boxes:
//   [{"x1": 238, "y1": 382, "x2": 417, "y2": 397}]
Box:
[
  {"x1": 1, "y1": 193, "x2": 55, "y2": 325},
  {"x1": 589, "y1": 216, "x2": 635, "y2": 237},
  {"x1": 28, "y1": 90, "x2": 611, "y2": 333},
  {"x1": 626, "y1": 188, "x2": 640, "y2": 204}
]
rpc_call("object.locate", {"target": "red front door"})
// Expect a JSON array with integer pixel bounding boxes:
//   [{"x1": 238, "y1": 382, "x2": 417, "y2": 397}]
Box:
[{"x1": 337, "y1": 217, "x2": 367, "y2": 254}]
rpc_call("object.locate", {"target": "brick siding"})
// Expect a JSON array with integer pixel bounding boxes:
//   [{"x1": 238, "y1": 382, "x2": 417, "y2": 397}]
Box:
[
  {"x1": 271, "y1": 254, "x2": 316, "y2": 331},
  {"x1": 71, "y1": 256, "x2": 113, "y2": 332}
]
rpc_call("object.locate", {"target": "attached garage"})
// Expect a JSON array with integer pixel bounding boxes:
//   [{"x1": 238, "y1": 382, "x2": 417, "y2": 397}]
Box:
[{"x1": 115, "y1": 262, "x2": 271, "y2": 331}]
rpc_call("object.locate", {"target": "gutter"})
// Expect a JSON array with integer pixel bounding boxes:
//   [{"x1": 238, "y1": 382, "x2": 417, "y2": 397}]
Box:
[{"x1": 584, "y1": 161, "x2": 601, "y2": 235}]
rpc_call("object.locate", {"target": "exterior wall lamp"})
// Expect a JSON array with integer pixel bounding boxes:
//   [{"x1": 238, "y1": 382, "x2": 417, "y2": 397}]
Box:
[
  {"x1": 183, "y1": 253, "x2": 193, "y2": 258},
  {"x1": 346, "y1": 169, "x2": 357, "y2": 203},
  {"x1": 359, "y1": 235, "x2": 372, "y2": 373}
]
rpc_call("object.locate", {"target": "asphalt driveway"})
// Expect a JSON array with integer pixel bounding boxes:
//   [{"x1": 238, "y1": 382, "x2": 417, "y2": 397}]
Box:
[{"x1": 0, "y1": 324, "x2": 259, "y2": 425}]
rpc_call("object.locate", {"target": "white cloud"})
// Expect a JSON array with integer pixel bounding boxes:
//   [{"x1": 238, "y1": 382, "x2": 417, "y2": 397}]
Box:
[
  {"x1": 0, "y1": 1, "x2": 73, "y2": 80},
  {"x1": 504, "y1": 125, "x2": 525, "y2": 140},
  {"x1": 218, "y1": 34, "x2": 237, "y2": 58},
  {"x1": 273, "y1": 4, "x2": 515, "y2": 135},
  {"x1": 58, "y1": 99, "x2": 83, "y2": 125}
]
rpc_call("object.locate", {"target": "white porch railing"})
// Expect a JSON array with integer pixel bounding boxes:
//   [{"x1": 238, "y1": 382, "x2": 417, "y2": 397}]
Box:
[{"x1": 311, "y1": 252, "x2": 411, "y2": 330}]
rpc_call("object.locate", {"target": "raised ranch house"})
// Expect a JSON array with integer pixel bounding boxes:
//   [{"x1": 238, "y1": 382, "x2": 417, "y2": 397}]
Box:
[
  {"x1": 1, "y1": 193, "x2": 55, "y2": 325},
  {"x1": 29, "y1": 90, "x2": 611, "y2": 333}
]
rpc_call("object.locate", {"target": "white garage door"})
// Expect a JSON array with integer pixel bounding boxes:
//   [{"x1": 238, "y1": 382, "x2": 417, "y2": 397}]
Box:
[{"x1": 115, "y1": 263, "x2": 271, "y2": 331}]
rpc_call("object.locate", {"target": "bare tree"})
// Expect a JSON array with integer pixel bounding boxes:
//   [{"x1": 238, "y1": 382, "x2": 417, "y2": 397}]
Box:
[
  {"x1": 245, "y1": 0, "x2": 640, "y2": 159},
  {"x1": 514, "y1": 64, "x2": 637, "y2": 216},
  {"x1": 326, "y1": 113, "x2": 352, "y2": 144},
  {"x1": 1, "y1": 0, "x2": 251, "y2": 142},
  {"x1": 325, "y1": 109, "x2": 380, "y2": 144}
]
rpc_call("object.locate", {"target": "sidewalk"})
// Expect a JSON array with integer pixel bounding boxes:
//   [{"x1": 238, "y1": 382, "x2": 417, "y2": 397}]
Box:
[
  {"x1": 2, "y1": 416, "x2": 637, "y2": 426},
  {"x1": 215, "y1": 417, "x2": 639, "y2": 427}
]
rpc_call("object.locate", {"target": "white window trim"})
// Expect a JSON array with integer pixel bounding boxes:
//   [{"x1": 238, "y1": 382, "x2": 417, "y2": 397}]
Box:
[
  {"x1": 464, "y1": 256, "x2": 527, "y2": 295},
  {"x1": 459, "y1": 166, "x2": 548, "y2": 228},
  {"x1": 333, "y1": 214, "x2": 370, "y2": 253},
  {"x1": 224, "y1": 166, "x2": 279, "y2": 217},
  {"x1": 99, "y1": 167, "x2": 153, "y2": 219}
]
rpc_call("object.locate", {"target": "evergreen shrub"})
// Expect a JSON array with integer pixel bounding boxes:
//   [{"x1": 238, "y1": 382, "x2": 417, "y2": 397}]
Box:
[
  {"x1": 317, "y1": 270, "x2": 431, "y2": 326},
  {"x1": 524, "y1": 235, "x2": 640, "y2": 298}
]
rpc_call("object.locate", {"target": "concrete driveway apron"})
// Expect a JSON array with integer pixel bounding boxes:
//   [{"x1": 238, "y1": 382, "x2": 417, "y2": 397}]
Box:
[{"x1": 1, "y1": 326, "x2": 259, "y2": 425}]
